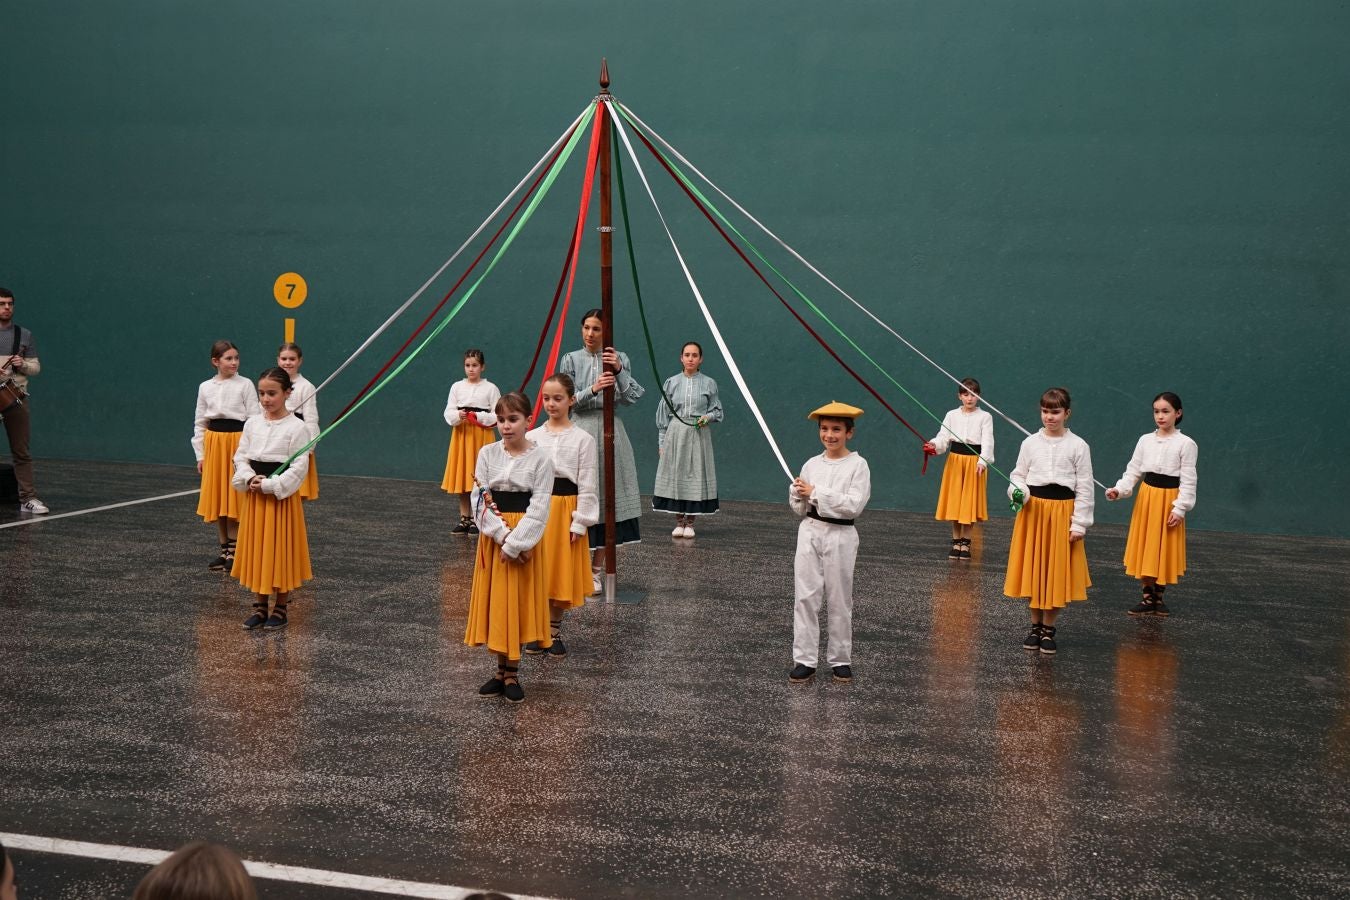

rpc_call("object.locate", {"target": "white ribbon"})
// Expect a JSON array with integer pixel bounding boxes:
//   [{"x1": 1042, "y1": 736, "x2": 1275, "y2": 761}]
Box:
[
  {"x1": 610, "y1": 105, "x2": 794, "y2": 481},
  {"x1": 312, "y1": 103, "x2": 593, "y2": 397}
]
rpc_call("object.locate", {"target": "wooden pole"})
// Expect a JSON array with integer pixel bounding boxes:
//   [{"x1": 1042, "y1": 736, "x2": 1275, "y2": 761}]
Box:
[{"x1": 598, "y1": 59, "x2": 617, "y2": 600}]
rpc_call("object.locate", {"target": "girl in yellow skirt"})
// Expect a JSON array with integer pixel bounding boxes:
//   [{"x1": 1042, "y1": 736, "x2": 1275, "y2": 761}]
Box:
[
  {"x1": 232, "y1": 367, "x2": 312, "y2": 630},
  {"x1": 465, "y1": 391, "x2": 554, "y2": 703},
  {"x1": 1004, "y1": 387, "x2": 1094, "y2": 655},
  {"x1": 1105, "y1": 392, "x2": 1197, "y2": 617},
  {"x1": 924, "y1": 377, "x2": 994, "y2": 560},
  {"x1": 442, "y1": 348, "x2": 501, "y2": 536},
  {"x1": 524, "y1": 373, "x2": 599, "y2": 658},
  {"x1": 192, "y1": 340, "x2": 260, "y2": 571},
  {"x1": 277, "y1": 342, "x2": 320, "y2": 501}
]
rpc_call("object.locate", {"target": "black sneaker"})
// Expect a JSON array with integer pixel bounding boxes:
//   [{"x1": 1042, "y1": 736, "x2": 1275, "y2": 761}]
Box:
[
  {"x1": 948, "y1": 540, "x2": 961, "y2": 560},
  {"x1": 503, "y1": 677, "x2": 524, "y2": 704},
  {"x1": 1153, "y1": 599, "x2": 1170, "y2": 618},
  {"x1": 1039, "y1": 626, "x2": 1058, "y2": 655},
  {"x1": 1022, "y1": 624, "x2": 1043, "y2": 650},
  {"x1": 789, "y1": 664, "x2": 816, "y2": 683},
  {"x1": 264, "y1": 606, "x2": 288, "y2": 630},
  {"x1": 545, "y1": 637, "x2": 567, "y2": 659},
  {"x1": 451, "y1": 516, "x2": 472, "y2": 535},
  {"x1": 831, "y1": 665, "x2": 853, "y2": 683},
  {"x1": 208, "y1": 546, "x2": 229, "y2": 571},
  {"x1": 478, "y1": 675, "x2": 505, "y2": 699},
  {"x1": 241, "y1": 606, "x2": 268, "y2": 630},
  {"x1": 466, "y1": 522, "x2": 479, "y2": 536},
  {"x1": 958, "y1": 539, "x2": 972, "y2": 560},
  {"x1": 523, "y1": 641, "x2": 546, "y2": 655}
]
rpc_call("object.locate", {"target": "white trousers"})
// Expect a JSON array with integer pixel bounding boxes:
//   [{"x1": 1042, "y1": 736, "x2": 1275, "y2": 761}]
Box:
[{"x1": 792, "y1": 518, "x2": 858, "y2": 668}]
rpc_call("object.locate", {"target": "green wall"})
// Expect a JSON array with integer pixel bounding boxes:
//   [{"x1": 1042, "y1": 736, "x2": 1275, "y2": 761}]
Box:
[{"x1": 3, "y1": 1, "x2": 1347, "y2": 536}]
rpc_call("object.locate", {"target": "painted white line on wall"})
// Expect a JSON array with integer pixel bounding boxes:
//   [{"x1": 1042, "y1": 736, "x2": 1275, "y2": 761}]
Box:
[
  {"x1": 1, "y1": 832, "x2": 556, "y2": 899},
  {"x1": 0, "y1": 489, "x2": 200, "y2": 529}
]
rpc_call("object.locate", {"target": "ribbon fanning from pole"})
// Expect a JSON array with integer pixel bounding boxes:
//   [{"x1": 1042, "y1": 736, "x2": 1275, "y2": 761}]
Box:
[{"x1": 610, "y1": 106, "x2": 793, "y2": 480}]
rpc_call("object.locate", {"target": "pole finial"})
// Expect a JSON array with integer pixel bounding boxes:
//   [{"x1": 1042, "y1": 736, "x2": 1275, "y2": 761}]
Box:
[{"x1": 599, "y1": 58, "x2": 610, "y2": 94}]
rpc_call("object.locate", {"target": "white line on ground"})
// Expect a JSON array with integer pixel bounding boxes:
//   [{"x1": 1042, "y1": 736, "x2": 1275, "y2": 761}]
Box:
[
  {"x1": 0, "y1": 489, "x2": 200, "y2": 530},
  {"x1": 0, "y1": 832, "x2": 555, "y2": 899}
]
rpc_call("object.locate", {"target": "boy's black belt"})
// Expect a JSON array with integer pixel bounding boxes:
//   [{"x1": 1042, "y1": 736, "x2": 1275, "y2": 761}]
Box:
[
  {"x1": 950, "y1": 442, "x2": 981, "y2": 456},
  {"x1": 808, "y1": 508, "x2": 855, "y2": 526},
  {"x1": 1143, "y1": 472, "x2": 1181, "y2": 489},
  {"x1": 491, "y1": 490, "x2": 532, "y2": 512},
  {"x1": 552, "y1": 478, "x2": 578, "y2": 496},
  {"x1": 249, "y1": 460, "x2": 282, "y2": 477},
  {"x1": 1029, "y1": 484, "x2": 1075, "y2": 500},
  {"x1": 207, "y1": 418, "x2": 245, "y2": 432}
]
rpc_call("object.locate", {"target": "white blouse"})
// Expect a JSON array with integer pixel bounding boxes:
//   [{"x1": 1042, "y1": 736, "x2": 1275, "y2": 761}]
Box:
[
  {"x1": 1008, "y1": 429, "x2": 1095, "y2": 535},
  {"x1": 443, "y1": 379, "x2": 501, "y2": 427},
  {"x1": 789, "y1": 451, "x2": 872, "y2": 522},
  {"x1": 1111, "y1": 431, "x2": 1198, "y2": 517},
  {"x1": 526, "y1": 423, "x2": 600, "y2": 535},
  {"x1": 230, "y1": 414, "x2": 311, "y2": 500},
  {"x1": 285, "y1": 373, "x2": 320, "y2": 443},
  {"x1": 928, "y1": 407, "x2": 995, "y2": 463},
  {"x1": 192, "y1": 375, "x2": 261, "y2": 461},
  {"x1": 472, "y1": 441, "x2": 554, "y2": 558}
]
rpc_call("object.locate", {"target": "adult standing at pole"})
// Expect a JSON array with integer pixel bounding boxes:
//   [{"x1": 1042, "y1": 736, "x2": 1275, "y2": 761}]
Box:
[
  {"x1": 559, "y1": 308, "x2": 644, "y2": 592},
  {"x1": 0, "y1": 287, "x2": 48, "y2": 514}
]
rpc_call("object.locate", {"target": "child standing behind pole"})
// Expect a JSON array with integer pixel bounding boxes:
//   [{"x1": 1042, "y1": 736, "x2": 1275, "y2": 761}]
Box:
[
  {"x1": 789, "y1": 402, "x2": 872, "y2": 685},
  {"x1": 924, "y1": 377, "x2": 994, "y2": 559}
]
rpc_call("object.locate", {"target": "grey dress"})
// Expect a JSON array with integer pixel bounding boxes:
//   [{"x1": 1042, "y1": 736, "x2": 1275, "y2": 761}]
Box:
[
  {"x1": 558, "y1": 348, "x2": 645, "y2": 546},
  {"x1": 653, "y1": 371, "x2": 722, "y2": 515}
]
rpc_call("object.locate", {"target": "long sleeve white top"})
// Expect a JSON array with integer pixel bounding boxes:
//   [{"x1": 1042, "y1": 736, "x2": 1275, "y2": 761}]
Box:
[
  {"x1": 443, "y1": 379, "x2": 501, "y2": 427},
  {"x1": 1111, "y1": 431, "x2": 1198, "y2": 517},
  {"x1": 789, "y1": 451, "x2": 872, "y2": 521},
  {"x1": 472, "y1": 441, "x2": 554, "y2": 559},
  {"x1": 285, "y1": 373, "x2": 320, "y2": 443},
  {"x1": 1008, "y1": 429, "x2": 1095, "y2": 536},
  {"x1": 559, "y1": 348, "x2": 645, "y2": 412},
  {"x1": 230, "y1": 414, "x2": 311, "y2": 500},
  {"x1": 191, "y1": 375, "x2": 262, "y2": 461},
  {"x1": 929, "y1": 407, "x2": 995, "y2": 463},
  {"x1": 526, "y1": 422, "x2": 600, "y2": 535},
  {"x1": 656, "y1": 371, "x2": 723, "y2": 447}
]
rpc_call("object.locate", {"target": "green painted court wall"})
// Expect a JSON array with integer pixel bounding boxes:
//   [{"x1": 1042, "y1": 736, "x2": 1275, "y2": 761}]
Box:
[{"x1": 3, "y1": 1, "x2": 1347, "y2": 536}]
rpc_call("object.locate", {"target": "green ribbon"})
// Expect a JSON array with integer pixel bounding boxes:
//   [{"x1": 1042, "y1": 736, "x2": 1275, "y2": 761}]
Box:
[
  {"x1": 275, "y1": 103, "x2": 599, "y2": 472},
  {"x1": 613, "y1": 104, "x2": 1015, "y2": 487},
  {"x1": 610, "y1": 123, "x2": 701, "y2": 429}
]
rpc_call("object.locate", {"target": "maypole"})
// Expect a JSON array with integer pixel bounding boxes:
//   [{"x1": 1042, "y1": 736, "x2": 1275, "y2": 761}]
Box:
[{"x1": 598, "y1": 59, "x2": 618, "y2": 601}]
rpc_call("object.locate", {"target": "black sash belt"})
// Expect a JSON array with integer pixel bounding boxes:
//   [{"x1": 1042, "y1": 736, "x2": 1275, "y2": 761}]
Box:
[
  {"x1": 293, "y1": 411, "x2": 304, "y2": 421},
  {"x1": 491, "y1": 490, "x2": 531, "y2": 513},
  {"x1": 1144, "y1": 472, "x2": 1180, "y2": 489},
  {"x1": 950, "y1": 442, "x2": 981, "y2": 456},
  {"x1": 207, "y1": 418, "x2": 245, "y2": 433},
  {"x1": 459, "y1": 406, "x2": 488, "y2": 413},
  {"x1": 552, "y1": 478, "x2": 578, "y2": 496},
  {"x1": 249, "y1": 460, "x2": 282, "y2": 476},
  {"x1": 1029, "y1": 484, "x2": 1075, "y2": 500},
  {"x1": 808, "y1": 508, "x2": 855, "y2": 526}
]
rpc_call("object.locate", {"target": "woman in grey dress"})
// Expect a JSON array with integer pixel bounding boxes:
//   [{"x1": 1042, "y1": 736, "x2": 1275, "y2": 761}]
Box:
[
  {"x1": 653, "y1": 341, "x2": 722, "y2": 538},
  {"x1": 558, "y1": 309, "x2": 645, "y2": 578}
]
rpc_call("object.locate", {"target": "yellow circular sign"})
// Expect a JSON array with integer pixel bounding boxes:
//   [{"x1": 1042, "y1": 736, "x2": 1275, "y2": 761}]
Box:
[{"x1": 274, "y1": 273, "x2": 308, "y2": 309}]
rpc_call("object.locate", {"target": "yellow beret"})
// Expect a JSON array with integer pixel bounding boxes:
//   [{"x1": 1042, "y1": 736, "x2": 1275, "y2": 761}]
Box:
[{"x1": 807, "y1": 401, "x2": 864, "y2": 421}]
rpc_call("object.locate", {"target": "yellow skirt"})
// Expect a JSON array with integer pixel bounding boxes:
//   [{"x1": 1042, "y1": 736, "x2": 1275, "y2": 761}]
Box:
[
  {"x1": 299, "y1": 453, "x2": 319, "y2": 501},
  {"x1": 196, "y1": 430, "x2": 242, "y2": 523},
  {"x1": 1122, "y1": 483, "x2": 1187, "y2": 584},
  {"x1": 441, "y1": 423, "x2": 495, "y2": 494},
  {"x1": 1004, "y1": 496, "x2": 1091, "y2": 610},
  {"x1": 934, "y1": 453, "x2": 988, "y2": 524},
  {"x1": 464, "y1": 511, "x2": 551, "y2": 660},
  {"x1": 231, "y1": 489, "x2": 312, "y2": 594},
  {"x1": 539, "y1": 495, "x2": 591, "y2": 609}
]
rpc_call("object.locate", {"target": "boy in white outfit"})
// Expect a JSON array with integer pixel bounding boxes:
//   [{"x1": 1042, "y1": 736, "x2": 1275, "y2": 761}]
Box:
[{"x1": 789, "y1": 402, "x2": 872, "y2": 684}]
